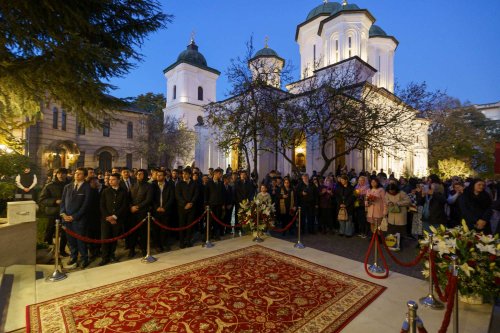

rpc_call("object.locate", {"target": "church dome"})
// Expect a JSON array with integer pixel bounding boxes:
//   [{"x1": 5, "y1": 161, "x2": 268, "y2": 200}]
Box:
[
  {"x1": 341, "y1": 3, "x2": 360, "y2": 11},
  {"x1": 254, "y1": 47, "x2": 280, "y2": 58},
  {"x1": 306, "y1": 2, "x2": 342, "y2": 21},
  {"x1": 369, "y1": 25, "x2": 388, "y2": 37},
  {"x1": 176, "y1": 41, "x2": 207, "y2": 67}
]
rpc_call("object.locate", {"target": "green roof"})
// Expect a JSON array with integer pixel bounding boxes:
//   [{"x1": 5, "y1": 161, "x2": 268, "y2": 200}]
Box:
[
  {"x1": 306, "y1": 2, "x2": 342, "y2": 20},
  {"x1": 255, "y1": 47, "x2": 279, "y2": 57},
  {"x1": 369, "y1": 25, "x2": 387, "y2": 37},
  {"x1": 163, "y1": 40, "x2": 220, "y2": 75}
]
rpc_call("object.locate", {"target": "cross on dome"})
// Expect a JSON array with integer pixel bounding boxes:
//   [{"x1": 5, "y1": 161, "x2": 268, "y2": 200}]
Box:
[
  {"x1": 264, "y1": 36, "x2": 269, "y2": 48},
  {"x1": 342, "y1": 0, "x2": 348, "y2": 5},
  {"x1": 190, "y1": 30, "x2": 196, "y2": 44}
]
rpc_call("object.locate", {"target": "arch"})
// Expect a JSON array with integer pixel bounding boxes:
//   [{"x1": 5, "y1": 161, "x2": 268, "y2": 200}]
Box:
[
  {"x1": 94, "y1": 146, "x2": 119, "y2": 162},
  {"x1": 329, "y1": 32, "x2": 340, "y2": 64},
  {"x1": 197, "y1": 86, "x2": 203, "y2": 101},
  {"x1": 45, "y1": 140, "x2": 80, "y2": 169},
  {"x1": 99, "y1": 151, "x2": 112, "y2": 172},
  {"x1": 345, "y1": 28, "x2": 359, "y2": 59}
]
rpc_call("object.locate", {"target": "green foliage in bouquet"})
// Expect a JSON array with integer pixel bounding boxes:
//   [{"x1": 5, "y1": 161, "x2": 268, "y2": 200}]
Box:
[{"x1": 238, "y1": 198, "x2": 275, "y2": 232}]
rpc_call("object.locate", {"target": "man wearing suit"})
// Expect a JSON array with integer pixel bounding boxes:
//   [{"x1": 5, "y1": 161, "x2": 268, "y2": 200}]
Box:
[
  {"x1": 99, "y1": 173, "x2": 129, "y2": 266},
  {"x1": 175, "y1": 167, "x2": 199, "y2": 248},
  {"x1": 152, "y1": 169, "x2": 175, "y2": 252},
  {"x1": 234, "y1": 170, "x2": 256, "y2": 229},
  {"x1": 204, "y1": 168, "x2": 227, "y2": 240},
  {"x1": 128, "y1": 169, "x2": 152, "y2": 257},
  {"x1": 296, "y1": 173, "x2": 319, "y2": 234},
  {"x1": 119, "y1": 167, "x2": 136, "y2": 249},
  {"x1": 60, "y1": 167, "x2": 91, "y2": 268}
]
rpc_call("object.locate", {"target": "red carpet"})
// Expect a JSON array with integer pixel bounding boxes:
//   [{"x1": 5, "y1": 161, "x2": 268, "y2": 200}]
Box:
[{"x1": 27, "y1": 245, "x2": 385, "y2": 332}]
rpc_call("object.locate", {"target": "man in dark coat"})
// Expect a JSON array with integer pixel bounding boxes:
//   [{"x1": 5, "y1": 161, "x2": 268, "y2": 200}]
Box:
[
  {"x1": 152, "y1": 169, "x2": 175, "y2": 251},
  {"x1": 296, "y1": 173, "x2": 319, "y2": 234},
  {"x1": 204, "y1": 168, "x2": 227, "y2": 240},
  {"x1": 39, "y1": 168, "x2": 69, "y2": 256},
  {"x1": 175, "y1": 167, "x2": 199, "y2": 248},
  {"x1": 99, "y1": 173, "x2": 129, "y2": 266},
  {"x1": 128, "y1": 169, "x2": 153, "y2": 257},
  {"x1": 60, "y1": 167, "x2": 91, "y2": 268},
  {"x1": 234, "y1": 170, "x2": 256, "y2": 229}
]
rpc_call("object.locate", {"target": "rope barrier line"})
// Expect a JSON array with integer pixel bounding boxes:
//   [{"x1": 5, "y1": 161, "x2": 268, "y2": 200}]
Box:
[
  {"x1": 364, "y1": 230, "x2": 389, "y2": 279},
  {"x1": 62, "y1": 218, "x2": 147, "y2": 244},
  {"x1": 151, "y1": 211, "x2": 206, "y2": 231},
  {"x1": 268, "y1": 213, "x2": 298, "y2": 233},
  {"x1": 437, "y1": 275, "x2": 458, "y2": 333},
  {"x1": 209, "y1": 211, "x2": 244, "y2": 228},
  {"x1": 381, "y1": 240, "x2": 428, "y2": 267}
]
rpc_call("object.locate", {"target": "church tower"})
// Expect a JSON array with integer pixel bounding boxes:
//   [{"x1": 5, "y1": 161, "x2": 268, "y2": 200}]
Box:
[
  {"x1": 163, "y1": 37, "x2": 220, "y2": 130},
  {"x1": 248, "y1": 39, "x2": 285, "y2": 88},
  {"x1": 163, "y1": 37, "x2": 220, "y2": 167}
]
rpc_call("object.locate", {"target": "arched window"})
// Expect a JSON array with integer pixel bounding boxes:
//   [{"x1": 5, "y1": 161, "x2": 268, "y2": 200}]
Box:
[
  {"x1": 61, "y1": 111, "x2": 67, "y2": 131},
  {"x1": 197, "y1": 86, "x2": 203, "y2": 101},
  {"x1": 173, "y1": 85, "x2": 177, "y2": 100},
  {"x1": 52, "y1": 107, "x2": 58, "y2": 129},
  {"x1": 348, "y1": 36, "x2": 352, "y2": 57},
  {"x1": 127, "y1": 122, "x2": 133, "y2": 139}
]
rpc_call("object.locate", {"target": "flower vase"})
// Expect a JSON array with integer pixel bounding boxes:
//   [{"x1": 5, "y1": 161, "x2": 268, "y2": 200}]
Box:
[{"x1": 458, "y1": 293, "x2": 483, "y2": 305}]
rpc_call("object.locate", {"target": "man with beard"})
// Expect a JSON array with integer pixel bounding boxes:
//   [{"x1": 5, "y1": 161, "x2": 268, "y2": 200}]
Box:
[
  {"x1": 99, "y1": 173, "x2": 129, "y2": 266},
  {"x1": 152, "y1": 169, "x2": 175, "y2": 252},
  {"x1": 128, "y1": 169, "x2": 152, "y2": 258},
  {"x1": 39, "y1": 168, "x2": 69, "y2": 257},
  {"x1": 175, "y1": 167, "x2": 199, "y2": 248}
]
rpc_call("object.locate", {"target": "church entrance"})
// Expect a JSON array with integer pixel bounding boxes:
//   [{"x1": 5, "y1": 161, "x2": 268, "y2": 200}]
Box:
[{"x1": 99, "y1": 151, "x2": 112, "y2": 172}]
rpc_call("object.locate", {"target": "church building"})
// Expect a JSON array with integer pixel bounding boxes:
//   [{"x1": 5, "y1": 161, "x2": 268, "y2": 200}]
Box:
[{"x1": 163, "y1": 1, "x2": 429, "y2": 177}]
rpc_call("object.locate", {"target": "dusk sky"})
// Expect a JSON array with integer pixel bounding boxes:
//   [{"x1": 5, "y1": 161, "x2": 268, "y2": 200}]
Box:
[{"x1": 108, "y1": 0, "x2": 500, "y2": 105}]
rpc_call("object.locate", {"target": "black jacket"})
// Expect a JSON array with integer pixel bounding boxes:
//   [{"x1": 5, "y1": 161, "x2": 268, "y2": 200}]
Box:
[
  {"x1": 39, "y1": 179, "x2": 68, "y2": 216},
  {"x1": 175, "y1": 180, "x2": 199, "y2": 209},
  {"x1": 204, "y1": 179, "x2": 227, "y2": 206},
  {"x1": 100, "y1": 186, "x2": 129, "y2": 222},
  {"x1": 334, "y1": 184, "x2": 355, "y2": 215},
  {"x1": 417, "y1": 191, "x2": 447, "y2": 225},
  {"x1": 152, "y1": 181, "x2": 175, "y2": 211},
  {"x1": 458, "y1": 189, "x2": 493, "y2": 232},
  {"x1": 296, "y1": 181, "x2": 319, "y2": 207},
  {"x1": 130, "y1": 180, "x2": 153, "y2": 214},
  {"x1": 234, "y1": 180, "x2": 255, "y2": 203}
]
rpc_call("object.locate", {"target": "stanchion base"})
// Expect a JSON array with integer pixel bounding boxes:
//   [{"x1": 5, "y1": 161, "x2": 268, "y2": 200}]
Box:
[
  {"x1": 141, "y1": 255, "x2": 157, "y2": 264},
  {"x1": 368, "y1": 263, "x2": 386, "y2": 274},
  {"x1": 46, "y1": 269, "x2": 67, "y2": 282},
  {"x1": 252, "y1": 236, "x2": 264, "y2": 243},
  {"x1": 419, "y1": 294, "x2": 444, "y2": 309},
  {"x1": 294, "y1": 241, "x2": 305, "y2": 249},
  {"x1": 202, "y1": 241, "x2": 214, "y2": 248}
]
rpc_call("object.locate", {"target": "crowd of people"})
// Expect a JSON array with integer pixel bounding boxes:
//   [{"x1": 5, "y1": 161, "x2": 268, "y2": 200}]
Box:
[{"x1": 36, "y1": 164, "x2": 499, "y2": 268}]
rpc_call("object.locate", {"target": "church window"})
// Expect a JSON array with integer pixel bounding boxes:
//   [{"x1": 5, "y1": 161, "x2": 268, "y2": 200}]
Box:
[
  {"x1": 126, "y1": 153, "x2": 133, "y2": 169},
  {"x1": 52, "y1": 107, "x2": 58, "y2": 129},
  {"x1": 77, "y1": 118, "x2": 85, "y2": 135},
  {"x1": 198, "y1": 86, "x2": 203, "y2": 101},
  {"x1": 127, "y1": 122, "x2": 133, "y2": 139},
  {"x1": 335, "y1": 39, "x2": 339, "y2": 62},
  {"x1": 103, "y1": 119, "x2": 110, "y2": 137},
  {"x1": 173, "y1": 85, "x2": 177, "y2": 100},
  {"x1": 313, "y1": 45, "x2": 316, "y2": 65},
  {"x1": 348, "y1": 37, "x2": 352, "y2": 57},
  {"x1": 61, "y1": 111, "x2": 67, "y2": 131}
]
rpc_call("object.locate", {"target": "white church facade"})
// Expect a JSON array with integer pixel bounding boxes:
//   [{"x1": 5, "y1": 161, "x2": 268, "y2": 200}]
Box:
[{"x1": 163, "y1": 1, "x2": 429, "y2": 177}]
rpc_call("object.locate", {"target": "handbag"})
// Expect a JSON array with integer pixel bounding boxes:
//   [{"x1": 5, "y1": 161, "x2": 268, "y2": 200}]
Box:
[
  {"x1": 380, "y1": 217, "x2": 388, "y2": 232},
  {"x1": 389, "y1": 204, "x2": 401, "y2": 214},
  {"x1": 337, "y1": 207, "x2": 348, "y2": 221}
]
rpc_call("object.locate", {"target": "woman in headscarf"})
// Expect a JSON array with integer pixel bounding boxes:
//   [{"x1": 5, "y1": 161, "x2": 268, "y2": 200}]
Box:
[
  {"x1": 334, "y1": 175, "x2": 355, "y2": 237},
  {"x1": 319, "y1": 176, "x2": 335, "y2": 234}
]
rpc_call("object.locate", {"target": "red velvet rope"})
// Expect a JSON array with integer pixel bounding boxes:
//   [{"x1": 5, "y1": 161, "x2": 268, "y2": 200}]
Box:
[
  {"x1": 151, "y1": 212, "x2": 205, "y2": 231},
  {"x1": 268, "y1": 213, "x2": 298, "y2": 233},
  {"x1": 437, "y1": 275, "x2": 458, "y2": 333},
  {"x1": 210, "y1": 211, "x2": 244, "y2": 228},
  {"x1": 62, "y1": 218, "x2": 147, "y2": 244},
  {"x1": 381, "y1": 240, "x2": 428, "y2": 267},
  {"x1": 364, "y1": 230, "x2": 390, "y2": 279},
  {"x1": 429, "y1": 251, "x2": 452, "y2": 303}
]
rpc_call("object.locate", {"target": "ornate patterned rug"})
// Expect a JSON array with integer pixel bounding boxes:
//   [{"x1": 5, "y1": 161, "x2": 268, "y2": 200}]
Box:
[{"x1": 27, "y1": 245, "x2": 385, "y2": 332}]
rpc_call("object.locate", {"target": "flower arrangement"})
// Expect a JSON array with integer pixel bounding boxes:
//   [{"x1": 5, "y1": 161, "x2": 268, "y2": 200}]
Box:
[
  {"x1": 366, "y1": 194, "x2": 377, "y2": 206},
  {"x1": 238, "y1": 198, "x2": 276, "y2": 232},
  {"x1": 420, "y1": 221, "x2": 500, "y2": 300}
]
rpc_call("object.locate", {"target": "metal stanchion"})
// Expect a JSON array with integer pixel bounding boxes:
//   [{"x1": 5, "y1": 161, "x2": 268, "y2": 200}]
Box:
[
  {"x1": 141, "y1": 213, "x2": 157, "y2": 263},
  {"x1": 252, "y1": 206, "x2": 264, "y2": 243},
  {"x1": 46, "y1": 219, "x2": 67, "y2": 282},
  {"x1": 202, "y1": 206, "x2": 214, "y2": 248},
  {"x1": 294, "y1": 208, "x2": 305, "y2": 249},
  {"x1": 407, "y1": 301, "x2": 419, "y2": 333},
  {"x1": 451, "y1": 255, "x2": 460, "y2": 333},
  {"x1": 368, "y1": 219, "x2": 385, "y2": 274},
  {"x1": 419, "y1": 233, "x2": 444, "y2": 309}
]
